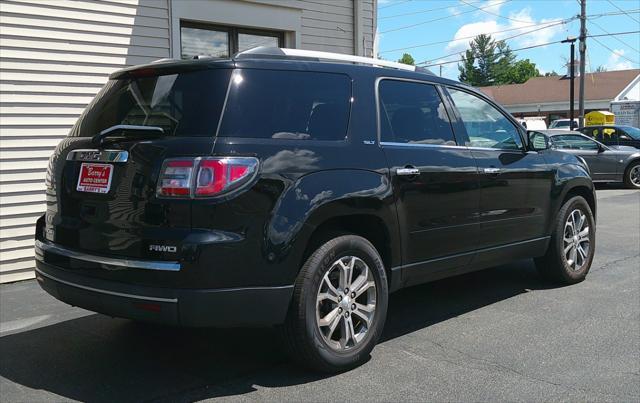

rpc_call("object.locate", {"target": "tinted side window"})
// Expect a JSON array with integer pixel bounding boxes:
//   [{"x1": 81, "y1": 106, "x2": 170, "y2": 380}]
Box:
[
  {"x1": 552, "y1": 135, "x2": 599, "y2": 150},
  {"x1": 219, "y1": 69, "x2": 351, "y2": 141},
  {"x1": 378, "y1": 80, "x2": 456, "y2": 145},
  {"x1": 448, "y1": 88, "x2": 523, "y2": 150}
]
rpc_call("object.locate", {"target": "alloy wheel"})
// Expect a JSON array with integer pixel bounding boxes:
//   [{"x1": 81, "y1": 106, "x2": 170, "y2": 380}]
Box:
[
  {"x1": 316, "y1": 256, "x2": 377, "y2": 351},
  {"x1": 630, "y1": 165, "x2": 640, "y2": 187},
  {"x1": 563, "y1": 209, "x2": 590, "y2": 271}
]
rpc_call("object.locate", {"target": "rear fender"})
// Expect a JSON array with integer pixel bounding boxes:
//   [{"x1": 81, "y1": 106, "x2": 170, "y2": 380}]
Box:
[{"x1": 265, "y1": 169, "x2": 400, "y2": 271}]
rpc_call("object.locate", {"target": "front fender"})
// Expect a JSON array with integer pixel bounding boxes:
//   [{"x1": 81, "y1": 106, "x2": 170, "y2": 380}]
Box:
[{"x1": 545, "y1": 150, "x2": 596, "y2": 224}]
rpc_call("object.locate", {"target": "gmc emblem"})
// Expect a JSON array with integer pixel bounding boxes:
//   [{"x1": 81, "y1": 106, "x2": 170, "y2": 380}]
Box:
[
  {"x1": 79, "y1": 151, "x2": 101, "y2": 161},
  {"x1": 149, "y1": 244, "x2": 177, "y2": 253}
]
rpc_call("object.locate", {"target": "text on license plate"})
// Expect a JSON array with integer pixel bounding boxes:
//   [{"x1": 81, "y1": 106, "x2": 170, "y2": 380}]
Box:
[{"x1": 77, "y1": 163, "x2": 113, "y2": 194}]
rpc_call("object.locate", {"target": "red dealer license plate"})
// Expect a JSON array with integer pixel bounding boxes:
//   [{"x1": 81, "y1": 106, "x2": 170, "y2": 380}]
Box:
[{"x1": 77, "y1": 163, "x2": 114, "y2": 194}]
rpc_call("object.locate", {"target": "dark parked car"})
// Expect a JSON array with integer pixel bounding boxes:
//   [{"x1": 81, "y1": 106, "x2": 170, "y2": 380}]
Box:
[
  {"x1": 36, "y1": 47, "x2": 597, "y2": 372},
  {"x1": 530, "y1": 130, "x2": 640, "y2": 189},
  {"x1": 578, "y1": 125, "x2": 640, "y2": 149}
]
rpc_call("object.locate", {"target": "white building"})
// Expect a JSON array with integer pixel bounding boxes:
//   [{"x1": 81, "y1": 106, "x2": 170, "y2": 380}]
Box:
[{"x1": 0, "y1": 0, "x2": 377, "y2": 283}]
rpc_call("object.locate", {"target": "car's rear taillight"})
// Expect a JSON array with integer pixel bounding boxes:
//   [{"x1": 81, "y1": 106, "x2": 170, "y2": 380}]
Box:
[{"x1": 157, "y1": 157, "x2": 258, "y2": 198}]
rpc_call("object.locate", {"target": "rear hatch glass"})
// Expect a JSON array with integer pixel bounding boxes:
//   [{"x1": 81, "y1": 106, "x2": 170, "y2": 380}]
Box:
[
  {"x1": 70, "y1": 69, "x2": 230, "y2": 138},
  {"x1": 47, "y1": 68, "x2": 231, "y2": 261}
]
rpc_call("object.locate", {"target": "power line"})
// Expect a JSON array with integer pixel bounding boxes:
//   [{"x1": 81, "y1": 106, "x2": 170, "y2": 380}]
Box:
[
  {"x1": 380, "y1": 0, "x2": 512, "y2": 34},
  {"x1": 419, "y1": 20, "x2": 573, "y2": 65},
  {"x1": 587, "y1": 9, "x2": 640, "y2": 19},
  {"x1": 589, "y1": 20, "x2": 638, "y2": 53},
  {"x1": 380, "y1": 0, "x2": 482, "y2": 20},
  {"x1": 459, "y1": 0, "x2": 533, "y2": 23},
  {"x1": 418, "y1": 31, "x2": 640, "y2": 67},
  {"x1": 378, "y1": 0, "x2": 411, "y2": 11},
  {"x1": 419, "y1": 40, "x2": 564, "y2": 67},
  {"x1": 590, "y1": 36, "x2": 639, "y2": 65},
  {"x1": 606, "y1": 0, "x2": 640, "y2": 23},
  {"x1": 380, "y1": 18, "x2": 575, "y2": 54}
]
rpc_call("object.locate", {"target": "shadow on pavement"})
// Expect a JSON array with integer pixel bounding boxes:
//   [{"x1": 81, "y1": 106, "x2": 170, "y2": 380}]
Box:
[
  {"x1": 0, "y1": 259, "x2": 556, "y2": 402},
  {"x1": 594, "y1": 182, "x2": 629, "y2": 190}
]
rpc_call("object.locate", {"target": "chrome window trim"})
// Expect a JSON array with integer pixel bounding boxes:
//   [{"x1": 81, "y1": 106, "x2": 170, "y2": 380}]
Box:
[
  {"x1": 66, "y1": 149, "x2": 129, "y2": 163},
  {"x1": 35, "y1": 240, "x2": 181, "y2": 272},
  {"x1": 380, "y1": 141, "x2": 466, "y2": 150},
  {"x1": 35, "y1": 268, "x2": 178, "y2": 303}
]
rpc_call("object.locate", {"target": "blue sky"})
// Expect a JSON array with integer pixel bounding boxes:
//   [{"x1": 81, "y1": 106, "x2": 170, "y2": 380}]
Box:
[{"x1": 376, "y1": 0, "x2": 640, "y2": 80}]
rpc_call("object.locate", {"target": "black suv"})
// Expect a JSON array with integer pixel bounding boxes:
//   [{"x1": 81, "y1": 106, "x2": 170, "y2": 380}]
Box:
[{"x1": 36, "y1": 48, "x2": 596, "y2": 372}]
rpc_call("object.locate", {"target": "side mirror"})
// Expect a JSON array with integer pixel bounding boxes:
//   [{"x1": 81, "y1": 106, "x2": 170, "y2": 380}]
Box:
[{"x1": 527, "y1": 131, "x2": 550, "y2": 151}]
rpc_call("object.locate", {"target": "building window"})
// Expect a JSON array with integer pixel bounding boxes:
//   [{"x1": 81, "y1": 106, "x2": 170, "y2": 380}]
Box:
[{"x1": 180, "y1": 21, "x2": 284, "y2": 59}]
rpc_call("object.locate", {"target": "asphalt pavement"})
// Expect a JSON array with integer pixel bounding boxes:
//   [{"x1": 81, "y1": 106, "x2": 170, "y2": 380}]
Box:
[{"x1": 1, "y1": 186, "x2": 638, "y2": 402}]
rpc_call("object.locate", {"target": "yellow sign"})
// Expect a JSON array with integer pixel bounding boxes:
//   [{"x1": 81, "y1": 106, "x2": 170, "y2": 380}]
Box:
[{"x1": 585, "y1": 111, "x2": 615, "y2": 126}]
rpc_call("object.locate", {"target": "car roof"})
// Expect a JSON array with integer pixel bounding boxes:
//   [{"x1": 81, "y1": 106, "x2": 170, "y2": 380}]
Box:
[
  {"x1": 109, "y1": 51, "x2": 466, "y2": 88},
  {"x1": 534, "y1": 130, "x2": 583, "y2": 136}
]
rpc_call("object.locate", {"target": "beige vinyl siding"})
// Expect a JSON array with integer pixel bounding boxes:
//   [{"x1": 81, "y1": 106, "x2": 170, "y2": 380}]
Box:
[
  {"x1": 0, "y1": 0, "x2": 170, "y2": 283},
  {"x1": 299, "y1": 0, "x2": 354, "y2": 55}
]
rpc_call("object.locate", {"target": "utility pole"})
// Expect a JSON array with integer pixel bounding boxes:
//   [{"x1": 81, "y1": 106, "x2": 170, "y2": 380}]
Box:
[
  {"x1": 578, "y1": 0, "x2": 587, "y2": 128},
  {"x1": 439, "y1": 65, "x2": 442, "y2": 77},
  {"x1": 562, "y1": 37, "x2": 577, "y2": 129}
]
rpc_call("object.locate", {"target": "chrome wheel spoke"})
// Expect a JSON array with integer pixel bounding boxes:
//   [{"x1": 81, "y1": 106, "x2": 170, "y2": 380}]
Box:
[
  {"x1": 354, "y1": 280, "x2": 375, "y2": 299},
  {"x1": 567, "y1": 244, "x2": 577, "y2": 269},
  {"x1": 350, "y1": 265, "x2": 369, "y2": 295},
  {"x1": 338, "y1": 257, "x2": 355, "y2": 290},
  {"x1": 564, "y1": 242, "x2": 574, "y2": 254},
  {"x1": 318, "y1": 306, "x2": 340, "y2": 327},
  {"x1": 578, "y1": 227, "x2": 589, "y2": 242},
  {"x1": 340, "y1": 316, "x2": 356, "y2": 349}
]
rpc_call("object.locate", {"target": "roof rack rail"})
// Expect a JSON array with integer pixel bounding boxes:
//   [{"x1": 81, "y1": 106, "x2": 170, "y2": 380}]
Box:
[
  {"x1": 151, "y1": 57, "x2": 179, "y2": 64},
  {"x1": 235, "y1": 47, "x2": 432, "y2": 74}
]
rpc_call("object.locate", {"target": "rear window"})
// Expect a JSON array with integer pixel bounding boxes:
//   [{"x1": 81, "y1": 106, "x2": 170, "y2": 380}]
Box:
[
  {"x1": 69, "y1": 69, "x2": 231, "y2": 137},
  {"x1": 219, "y1": 69, "x2": 352, "y2": 140}
]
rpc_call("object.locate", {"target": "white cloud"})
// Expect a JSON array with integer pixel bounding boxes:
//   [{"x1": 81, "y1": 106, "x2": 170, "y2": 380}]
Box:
[
  {"x1": 604, "y1": 49, "x2": 634, "y2": 70},
  {"x1": 443, "y1": 2, "x2": 567, "y2": 56}
]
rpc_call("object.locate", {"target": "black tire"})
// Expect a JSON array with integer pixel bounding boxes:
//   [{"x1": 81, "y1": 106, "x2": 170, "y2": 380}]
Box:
[
  {"x1": 280, "y1": 235, "x2": 388, "y2": 373},
  {"x1": 535, "y1": 196, "x2": 596, "y2": 284},
  {"x1": 623, "y1": 161, "x2": 640, "y2": 189}
]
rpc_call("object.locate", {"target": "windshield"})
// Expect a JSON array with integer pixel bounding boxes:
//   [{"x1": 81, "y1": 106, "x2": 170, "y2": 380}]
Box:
[
  {"x1": 70, "y1": 69, "x2": 231, "y2": 137},
  {"x1": 620, "y1": 126, "x2": 640, "y2": 139}
]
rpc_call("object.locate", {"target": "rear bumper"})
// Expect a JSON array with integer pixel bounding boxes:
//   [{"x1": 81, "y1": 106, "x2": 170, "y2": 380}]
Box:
[{"x1": 35, "y1": 259, "x2": 293, "y2": 327}]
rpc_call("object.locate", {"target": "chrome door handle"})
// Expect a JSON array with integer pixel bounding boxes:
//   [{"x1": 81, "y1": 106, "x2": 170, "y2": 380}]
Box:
[
  {"x1": 397, "y1": 167, "x2": 420, "y2": 176},
  {"x1": 483, "y1": 167, "x2": 501, "y2": 174}
]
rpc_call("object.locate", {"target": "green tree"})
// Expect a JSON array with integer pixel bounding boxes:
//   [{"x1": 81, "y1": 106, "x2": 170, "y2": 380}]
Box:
[
  {"x1": 501, "y1": 59, "x2": 540, "y2": 84},
  {"x1": 458, "y1": 34, "x2": 499, "y2": 86},
  {"x1": 458, "y1": 34, "x2": 541, "y2": 86},
  {"x1": 594, "y1": 65, "x2": 607, "y2": 72},
  {"x1": 397, "y1": 53, "x2": 415, "y2": 65},
  {"x1": 544, "y1": 70, "x2": 559, "y2": 77}
]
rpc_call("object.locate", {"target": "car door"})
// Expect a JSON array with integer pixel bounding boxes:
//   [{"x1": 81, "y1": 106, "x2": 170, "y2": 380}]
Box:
[
  {"x1": 378, "y1": 79, "x2": 480, "y2": 282},
  {"x1": 444, "y1": 87, "x2": 554, "y2": 250},
  {"x1": 550, "y1": 134, "x2": 620, "y2": 180}
]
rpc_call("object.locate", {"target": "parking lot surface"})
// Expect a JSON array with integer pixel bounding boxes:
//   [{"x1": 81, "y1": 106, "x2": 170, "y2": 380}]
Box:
[{"x1": 1, "y1": 187, "x2": 638, "y2": 402}]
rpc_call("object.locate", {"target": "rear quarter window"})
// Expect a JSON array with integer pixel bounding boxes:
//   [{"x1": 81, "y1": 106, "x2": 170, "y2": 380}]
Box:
[{"x1": 219, "y1": 69, "x2": 352, "y2": 141}]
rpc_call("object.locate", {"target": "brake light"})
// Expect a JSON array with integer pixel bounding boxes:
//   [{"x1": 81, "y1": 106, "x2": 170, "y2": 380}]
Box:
[{"x1": 157, "y1": 157, "x2": 258, "y2": 198}]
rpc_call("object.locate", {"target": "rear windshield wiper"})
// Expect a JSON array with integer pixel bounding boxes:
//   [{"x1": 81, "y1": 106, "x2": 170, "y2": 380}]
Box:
[{"x1": 92, "y1": 125, "x2": 164, "y2": 145}]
